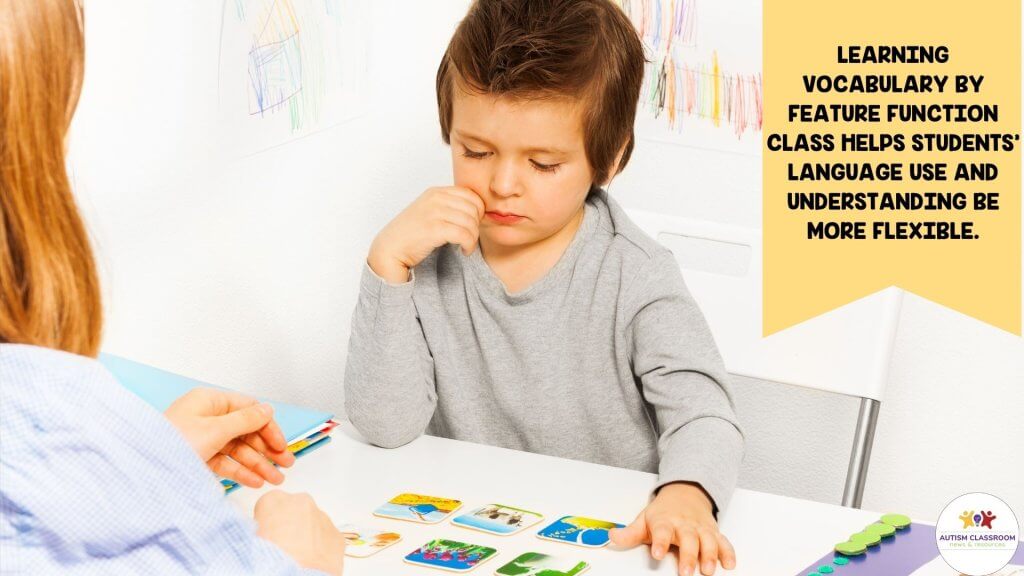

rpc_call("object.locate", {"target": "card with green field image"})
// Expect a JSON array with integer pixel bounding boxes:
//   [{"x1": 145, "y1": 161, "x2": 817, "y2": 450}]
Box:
[{"x1": 494, "y1": 552, "x2": 589, "y2": 575}]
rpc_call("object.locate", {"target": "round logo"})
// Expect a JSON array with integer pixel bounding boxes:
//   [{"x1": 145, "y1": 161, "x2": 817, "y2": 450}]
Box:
[{"x1": 935, "y1": 492, "x2": 1020, "y2": 575}]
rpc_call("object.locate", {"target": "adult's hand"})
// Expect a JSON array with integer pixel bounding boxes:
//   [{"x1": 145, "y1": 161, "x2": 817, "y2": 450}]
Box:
[
  {"x1": 164, "y1": 388, "x2": 295, "y2": 488},
  {"x1": 255, "y1": 490, "x2": 347, "y2": 575}
]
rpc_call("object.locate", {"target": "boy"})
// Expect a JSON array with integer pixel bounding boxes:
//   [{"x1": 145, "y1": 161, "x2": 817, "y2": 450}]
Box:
[{"x1": 344, "y1": 1, "x2": 743, "y2": 574}]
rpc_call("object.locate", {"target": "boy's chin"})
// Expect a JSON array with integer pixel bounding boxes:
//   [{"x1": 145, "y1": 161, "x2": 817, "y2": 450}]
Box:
[{"x1": 480, "y1": 226, "x2": 536, "y2": 249}]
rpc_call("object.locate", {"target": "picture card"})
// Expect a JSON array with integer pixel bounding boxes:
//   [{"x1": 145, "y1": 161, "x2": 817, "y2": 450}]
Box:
[
  {"x1": 452, "y1": 504, "x2": 544, "y2": 536},
  {"x1": 404, "y1": 538, "x2": 498, "y2": 572},
  {"x1": 536, "y1": 515, "x2": 624, "y2": 548},
  {"x1": 373, "y1": 493, "x2": 463, "y2": 524},
  {"x1": 338, "y1": 524, "x2": 402, "y2": 558},
  {"x1": 494, "y1": 551, "x2": 590, "y2": 575}
]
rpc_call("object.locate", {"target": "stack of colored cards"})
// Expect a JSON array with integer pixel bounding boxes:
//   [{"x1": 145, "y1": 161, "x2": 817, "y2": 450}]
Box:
[
  {"x1": 220, "y1": 418, "x2": 340, "y2": 493},
  {"x1": 99, "y1": 354, "x2": 340, "y2": 494},
  {"x1": 342, "y1": 492, "x2": 624, "y2": 573}
]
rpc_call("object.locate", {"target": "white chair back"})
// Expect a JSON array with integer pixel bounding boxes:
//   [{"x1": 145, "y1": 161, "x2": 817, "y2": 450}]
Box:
[{"x1": 627, "y1": 209, "x2": 903, "y2": 507}]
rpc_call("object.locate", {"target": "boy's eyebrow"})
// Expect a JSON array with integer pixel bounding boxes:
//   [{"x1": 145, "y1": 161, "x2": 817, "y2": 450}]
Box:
[{"x1": 453, "y1": 129, "x2": 569, "y2": 156}]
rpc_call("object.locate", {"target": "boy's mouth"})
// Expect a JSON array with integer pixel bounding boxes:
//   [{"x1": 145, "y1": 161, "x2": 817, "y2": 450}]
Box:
[{"x1": 485, "y1": 211, "x2": 525, "y2": 225}]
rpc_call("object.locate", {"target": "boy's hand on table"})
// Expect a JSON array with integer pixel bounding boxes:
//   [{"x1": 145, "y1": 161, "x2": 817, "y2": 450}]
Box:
[
  {"x1": 609, "y1": 482, "x2": 736, "y2": 576},
  {"x1": 255, "y1": 490, "x2": 347, "y2": 575},
  {"x1": 164, "y1": 388, "x2": 295, "y2": 488},
  {"x1": 368, "y1": 186, "x2": 485, "y2": 283}
]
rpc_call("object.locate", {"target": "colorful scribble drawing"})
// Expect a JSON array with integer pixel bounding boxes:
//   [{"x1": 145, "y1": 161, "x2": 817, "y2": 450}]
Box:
[
  {"x1": 613, "y1": 0, "x2": 762, "y2": 138},
  {"x1": 244, "y1": 0, "x2": 302, "y2": 116},
  {"x1": 645, "y1": 51, "x2": 762, "y2": 137},
  {"x1": 224, "y1": 0, "x2": 358, "y2": 138},
  {"x1": 614, "y1": 0, "x2": 697, "y2": 51}
]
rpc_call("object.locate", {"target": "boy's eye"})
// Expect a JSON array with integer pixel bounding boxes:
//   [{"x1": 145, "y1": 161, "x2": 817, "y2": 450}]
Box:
[
  {"x1": 461, "y1": 147, "x2": 489, "y2": 159},
  {"x1": 530, "y1": 159, "x2": 561, "y2": 173}
]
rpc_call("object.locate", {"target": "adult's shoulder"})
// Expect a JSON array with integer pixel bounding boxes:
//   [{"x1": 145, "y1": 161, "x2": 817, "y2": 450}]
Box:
[
  {"x1": 0, "y1": 343, "x2": 164, "y2": 449},
  {"x1": 0, "y1": 343, "x2": 115, "y2": 399}
]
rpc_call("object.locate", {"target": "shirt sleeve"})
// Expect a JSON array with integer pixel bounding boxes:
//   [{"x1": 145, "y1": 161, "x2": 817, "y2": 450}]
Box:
[
  {"x1": 0, "y1": 345, "x2": 328, "y2": 575},
  {"x1": 623, "y1": 252, "x2": 746, "y2": 515},
  {"x1": 343, "y1": 261, "x2": 438, "y2": 448}
]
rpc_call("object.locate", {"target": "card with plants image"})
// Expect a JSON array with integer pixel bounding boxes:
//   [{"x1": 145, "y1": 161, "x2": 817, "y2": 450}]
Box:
[{"x1": 404, "y1": 538, "x2": 498, "y2": 572}]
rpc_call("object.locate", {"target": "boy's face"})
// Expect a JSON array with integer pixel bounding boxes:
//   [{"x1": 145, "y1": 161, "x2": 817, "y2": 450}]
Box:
[{"x1": 449, "y1": 89, "x2": 594, "y2": 250}]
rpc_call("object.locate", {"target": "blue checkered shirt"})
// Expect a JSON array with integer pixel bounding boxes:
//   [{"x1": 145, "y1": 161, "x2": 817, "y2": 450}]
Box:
[{"x1": 0, "y1": 344, "x2": 324, "y2": 575}]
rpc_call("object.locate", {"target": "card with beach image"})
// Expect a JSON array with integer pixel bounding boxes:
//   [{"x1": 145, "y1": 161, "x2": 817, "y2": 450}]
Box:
[
  {"x1": 373, "y1": 493, "x2": 463, "y2": 524},
  {"x1": 535, "y1": 515, "x2": 624, "y2": 548}
]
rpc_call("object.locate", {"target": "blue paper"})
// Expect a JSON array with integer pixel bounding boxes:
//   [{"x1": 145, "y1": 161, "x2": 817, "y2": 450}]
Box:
[{"x1": 100, "y1": 353, "x2": 333, "y2": 443}]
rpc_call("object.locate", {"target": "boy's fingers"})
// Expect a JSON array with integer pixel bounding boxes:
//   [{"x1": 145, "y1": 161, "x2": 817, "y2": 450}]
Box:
[
  {"x1": 609, "y1": 516, "x2": 647, "y2": 548},
  {"x1": 677, "y1": 528, "x2": 699, "y2": 576},
  {"x1": 442, "y1": 221, "x2": 479, "y2": 255},
  {"x1": 448, "y1": 187, "x2": 486, "y2": 220},
  {"x1": 442, "y1": 210, "x2": 481, "y2": 238},
  {"x1": 650, "y1": 522, "x2": 674, "y2": 560},
  {"x1": 697, "y1": 529, "x2": 718, "y2": 575},
  {"x1": 446, "y1": 197, "x2": 484, "y2": 224},
  {"x1": 717, "y1": 533, "x2": 736, "y2": 570}
]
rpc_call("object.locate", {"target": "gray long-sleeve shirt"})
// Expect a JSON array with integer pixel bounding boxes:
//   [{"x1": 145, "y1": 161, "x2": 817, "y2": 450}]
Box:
[{"x1": 344, "y1": 188, "x2": 744, "y2": 513}]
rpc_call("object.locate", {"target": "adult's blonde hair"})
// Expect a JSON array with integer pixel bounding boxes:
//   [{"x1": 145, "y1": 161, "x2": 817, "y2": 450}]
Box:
[{"x1": 0, "y1": 0, "x2": 102, "y2": 357}]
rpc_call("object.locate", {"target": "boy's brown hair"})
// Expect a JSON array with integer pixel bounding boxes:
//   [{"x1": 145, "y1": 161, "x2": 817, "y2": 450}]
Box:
[{"x1": 436, "y1": 0, "x2": 645, "y2": 186}]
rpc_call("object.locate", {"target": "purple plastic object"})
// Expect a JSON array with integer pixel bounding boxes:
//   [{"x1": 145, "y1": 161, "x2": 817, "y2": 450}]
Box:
[
  {"x1": 794, "y1": 524, "x2": 937, "y2": 576},
  {"x1": 794, "y1": 523, "x2": 1024, "y2": 576}
]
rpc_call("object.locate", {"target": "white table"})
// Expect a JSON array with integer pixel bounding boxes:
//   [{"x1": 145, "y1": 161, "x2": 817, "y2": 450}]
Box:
[{"x1": 228, "y1": 424, "x2": 904, "y2": 575}]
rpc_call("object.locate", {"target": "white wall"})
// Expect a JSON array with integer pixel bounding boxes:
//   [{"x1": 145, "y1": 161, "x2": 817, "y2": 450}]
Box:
[{"x1": 70, "y1": 0, "x2": 1023, "y2": 526}]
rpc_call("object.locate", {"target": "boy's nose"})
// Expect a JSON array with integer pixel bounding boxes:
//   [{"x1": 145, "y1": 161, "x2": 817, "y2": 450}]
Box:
[{"x1": 489, "y1": 160, "x2": 524, "y2": 198}]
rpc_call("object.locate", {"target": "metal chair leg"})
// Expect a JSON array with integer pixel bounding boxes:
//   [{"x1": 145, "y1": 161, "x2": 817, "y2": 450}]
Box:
[{"x1": 842, "y1": 398, "x2": 880, "y2": 508}]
